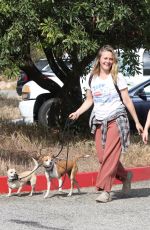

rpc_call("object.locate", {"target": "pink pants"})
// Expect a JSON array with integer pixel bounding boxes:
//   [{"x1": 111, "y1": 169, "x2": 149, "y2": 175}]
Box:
[{"x1": 95, "y1": 120, "x2": 127, "y2": 192}]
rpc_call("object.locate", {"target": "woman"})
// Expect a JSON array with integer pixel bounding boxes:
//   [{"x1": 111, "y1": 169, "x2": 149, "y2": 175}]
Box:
[{"x1": 69, "y1": 45, "x2": 143, "y2": 203}]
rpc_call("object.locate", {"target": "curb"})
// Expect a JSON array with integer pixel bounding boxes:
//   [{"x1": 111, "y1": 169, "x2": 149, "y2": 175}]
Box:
[{"x1": 1, "y1": 166, "x2": 150, "y2": 194}]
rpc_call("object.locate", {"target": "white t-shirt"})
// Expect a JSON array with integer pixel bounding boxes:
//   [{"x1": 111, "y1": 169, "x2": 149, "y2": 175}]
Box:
[{"x1": 85, "y1": 73, "x2": 127, "y2": 120}]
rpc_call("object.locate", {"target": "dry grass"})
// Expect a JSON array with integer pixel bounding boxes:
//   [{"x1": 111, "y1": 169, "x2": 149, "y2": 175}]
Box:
[
  {"x1": 0, "y1": 95, "x2": 20, "y2": 120},
  {"x1": 0, "y1": 94, "x2": 150, "y2": 176}
]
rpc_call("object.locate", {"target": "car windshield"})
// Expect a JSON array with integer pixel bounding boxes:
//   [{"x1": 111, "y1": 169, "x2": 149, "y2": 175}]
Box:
[
  {"x1": 35, "y1": 59, "x2": 48, "y2": 71},
  {"x1": 35, "y1": 58, "x2": 71, "y2": 74},
  {"x1": 42, "y1": 65, "x2": 53, "y2": 73}
]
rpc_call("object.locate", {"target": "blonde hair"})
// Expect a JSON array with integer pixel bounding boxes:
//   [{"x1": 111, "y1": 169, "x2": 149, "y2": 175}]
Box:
[{"x1": 91, "y1": 45, "x2": 118, "y2": 82}]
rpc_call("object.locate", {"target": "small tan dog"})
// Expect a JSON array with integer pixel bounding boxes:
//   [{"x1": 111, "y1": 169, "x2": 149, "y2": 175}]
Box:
[
  {"x1": 40, "y1": 154, "x2": 89, "y2": 198},
  {"x1": 7, "y1": 158, "x2": 39, "y2": 197}
]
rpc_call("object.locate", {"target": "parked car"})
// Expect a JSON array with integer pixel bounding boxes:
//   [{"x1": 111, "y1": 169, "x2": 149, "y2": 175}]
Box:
[
  {"x1": 19, "y1": 77, "x2": 150, "y2": 129},
  {"x1": 127, "y1": 79, "x2": 150, "y2": 129},
  {"x1": 19, "y1": 68, "x2": 64, "y2": 126},
  {"x1": 16, "y1": 58, "x2": 50, "y2": 96},
  {"x1": 18, "y1": 48, "x2": 150, "y2": 128},
  {"x1": 16, "y1": 70, "x2": 29, "y2": 96},
  {"x1": 120, "y1": 48, "x2": 150, "y2": 89}
]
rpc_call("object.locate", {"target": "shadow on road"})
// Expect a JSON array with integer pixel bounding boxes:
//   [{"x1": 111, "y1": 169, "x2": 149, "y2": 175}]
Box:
[{"x1": 113, "y1": 187, "x2": 150, "y2": 200}]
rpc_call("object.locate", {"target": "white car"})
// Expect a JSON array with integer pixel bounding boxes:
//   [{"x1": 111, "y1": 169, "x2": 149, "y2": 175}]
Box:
[
  {"x1": 19, "y1": 68, "x2": 64, "y2": 126},
  {"x1": 19, "y1": 48, "x2": 150, "y2": 126},
  {"x1": 121, "y1": 48, "x2": 150, "y2": 89}
]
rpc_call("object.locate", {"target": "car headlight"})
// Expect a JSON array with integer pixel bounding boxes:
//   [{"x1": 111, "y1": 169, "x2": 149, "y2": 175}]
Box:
[{"x1": 22, "y1": 85, "x2": 31, "y2": 100}]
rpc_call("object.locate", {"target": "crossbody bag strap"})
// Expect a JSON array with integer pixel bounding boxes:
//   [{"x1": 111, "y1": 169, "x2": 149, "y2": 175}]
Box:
[
  {"x1": 89, "y1": 74, "x2": 93, "y2": 87},
  {"x1": 113, "y1": 82, "x2": 123, "y2": 103}
]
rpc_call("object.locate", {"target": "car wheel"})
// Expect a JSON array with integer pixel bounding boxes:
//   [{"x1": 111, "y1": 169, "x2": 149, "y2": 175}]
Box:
[{"x1": 38, "y1": 98, "x2": 62, "y2": 128}]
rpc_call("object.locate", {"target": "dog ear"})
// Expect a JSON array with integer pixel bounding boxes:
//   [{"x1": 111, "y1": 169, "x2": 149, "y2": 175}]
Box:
[
  {"x1": 6, "y1": 165, "x2": 9, "y2": 171},
  {"x1": 35, "y1": 148, "x2": 43, "y2": 158},
  {"x1": 50, "y1": 153, "x2": 55, "y2": 159},
  {"x1": 35, "y1": 155, "x2": 42, "y2": 165}
]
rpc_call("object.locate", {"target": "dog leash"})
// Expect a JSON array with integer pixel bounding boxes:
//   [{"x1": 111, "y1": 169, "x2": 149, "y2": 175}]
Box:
[
  {"x1": 19, "y1": 118, "x2": 75, "y2": 183},
  {"x1": 18, "y1": 162, "x2": 42, "y2": 180},
  {"x1": 49, "y1": 117, "x2": 76, "y2": 189},
  {"x1": 54, "y1": 117, "x2": 75, "y2": 158}
]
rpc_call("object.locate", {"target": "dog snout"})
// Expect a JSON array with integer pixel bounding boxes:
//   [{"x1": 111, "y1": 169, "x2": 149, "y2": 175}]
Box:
[
  {"x1": 10, "y1": 172, "x2": 19, "y2": 180},
  {"x1": 13, "y1": 173, "x2": 19, "y2": 180}
]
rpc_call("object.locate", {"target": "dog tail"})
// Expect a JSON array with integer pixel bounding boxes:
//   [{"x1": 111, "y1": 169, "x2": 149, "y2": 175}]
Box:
[
  {"x1": 31, "y1": 157, "x2": 40, "y2": 173},
  {"x1": 75, "y1": 154, "x2": 90, "y2": 161},
  {"x1": 18, "y1": 158, "x2": 40, "y2": 181}
]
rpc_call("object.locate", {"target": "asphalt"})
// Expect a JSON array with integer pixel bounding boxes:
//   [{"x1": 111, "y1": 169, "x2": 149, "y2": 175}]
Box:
[{"x1": 0, "y1": 180, "x2": 150, "y2": 230}]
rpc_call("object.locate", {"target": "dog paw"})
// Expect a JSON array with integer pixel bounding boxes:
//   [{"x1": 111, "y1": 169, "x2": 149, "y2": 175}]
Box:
[
  {"x1": 6, "y1": 194, "x2": 11, "y2": 197},
  {"x1": 28, "y1": 193, "x2": 33, "y2": 197},
  {"x1": 67, "y1": 193, "x2": 72, "y2": 197},
  {"x1": 44, "y1": 195, "x2": 48, "y2": 199}
]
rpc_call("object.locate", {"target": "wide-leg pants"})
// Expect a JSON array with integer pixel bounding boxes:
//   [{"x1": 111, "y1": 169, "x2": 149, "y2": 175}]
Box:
[{"x1": 95, "y1": 120, "x2": 128, "y2": 192}]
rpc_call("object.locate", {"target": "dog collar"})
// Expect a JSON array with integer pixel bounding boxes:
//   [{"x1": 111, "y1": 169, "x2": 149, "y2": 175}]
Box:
[{"x1": 8, "y1": 178, "x2": 18, "y2": 182}]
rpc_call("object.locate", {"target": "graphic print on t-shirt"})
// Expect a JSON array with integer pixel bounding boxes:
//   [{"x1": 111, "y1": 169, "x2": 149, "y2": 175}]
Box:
[{"x1": 92, "y1": 81, "x2": 118, "y2": 104}]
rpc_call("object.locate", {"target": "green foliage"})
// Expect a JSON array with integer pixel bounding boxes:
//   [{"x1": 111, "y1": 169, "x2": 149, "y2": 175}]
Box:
[
  {"x1": 118, "y1": 50, "x2": 142, "y2": 76},
  {"x1": 40, "y1": 18, "x2": 64, "y2": 45},
  {"x1": 0, "y1": 0, "x2": 149, "y2": 79},
  {"x1": 3, "y1": 66, "x2": 19, "y2": 79}
]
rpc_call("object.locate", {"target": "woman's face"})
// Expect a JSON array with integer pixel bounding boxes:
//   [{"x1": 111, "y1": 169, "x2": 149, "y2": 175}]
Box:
[{"x1": 99, "y1": 51, "x2": 114, "y2": 73}]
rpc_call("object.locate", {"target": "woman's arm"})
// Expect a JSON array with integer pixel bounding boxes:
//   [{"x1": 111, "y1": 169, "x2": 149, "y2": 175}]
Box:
[
  {"x1": 69, "y1": 89, "x2": 93, "y2": 120},
  {"x1": 120, "y1": 88, "x2": 143, "y2": 134},
  {"x1": 142, "y1": 110, "x2": 150, "y2": 144}
]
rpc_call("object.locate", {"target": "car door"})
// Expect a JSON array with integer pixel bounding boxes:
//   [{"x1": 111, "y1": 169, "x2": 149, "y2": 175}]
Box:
[{"x1": 130, "y1": 82, "x2": 150, "y2": 128}]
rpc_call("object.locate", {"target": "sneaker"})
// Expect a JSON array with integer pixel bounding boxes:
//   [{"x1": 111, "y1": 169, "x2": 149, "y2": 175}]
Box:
[
  {"x1": 122, "y1": 171, "x2": 133, "y2": 193},
  {"x1": 96, "y1": 191, "x2": 112, "y2": 203}
]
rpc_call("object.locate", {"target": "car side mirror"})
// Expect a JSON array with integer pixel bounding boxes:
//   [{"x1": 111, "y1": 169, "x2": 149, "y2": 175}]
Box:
[
  {"x1": 137, "y1": 88, "x2": 143, "y2": 95},
  {"x1": 137, "y1": 88, "x2": 147, "y2": 100}
]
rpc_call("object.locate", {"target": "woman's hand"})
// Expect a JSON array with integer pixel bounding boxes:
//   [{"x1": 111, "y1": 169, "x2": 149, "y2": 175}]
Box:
[
  {"x1": 69, "y1": 111, "x2": 80, "y2": 120},
  {"x1": 135, "y1": 122, "x2": 143, "y2": 135},
  {"x1": 69, "y1": 90, "x2": 93, "y2": 121},
  {"x1": 142, "y1": 129, "x2": 148, "y2": 144},
  {"x1": 142, "y1": 110, "x2": 150, "y2": 144}
]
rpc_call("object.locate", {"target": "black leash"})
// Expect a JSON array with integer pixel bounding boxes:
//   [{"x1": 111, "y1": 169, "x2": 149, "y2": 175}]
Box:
[
  {"x1": 18, "y1": 164, "x2": 42, "y2": 180},
  {"x1": 49, "y1": 117, "x2": 75, "y2": 189},
  {"x1": 54, "y1": 117, "x2": 75, "y2": 158}
]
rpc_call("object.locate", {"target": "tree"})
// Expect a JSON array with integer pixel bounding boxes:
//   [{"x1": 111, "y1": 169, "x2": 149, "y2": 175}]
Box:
[{"x1": 0, "y1": 0, "x2": 150, "y2": 126}]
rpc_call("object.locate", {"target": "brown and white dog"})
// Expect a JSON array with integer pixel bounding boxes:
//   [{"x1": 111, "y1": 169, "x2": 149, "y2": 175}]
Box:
[
  {"x1": 7, "y1": 158, "x2": 39, "y2": 197},
  {"x1": 40, "y1": 154, "x2": 89, "y2": 198}
]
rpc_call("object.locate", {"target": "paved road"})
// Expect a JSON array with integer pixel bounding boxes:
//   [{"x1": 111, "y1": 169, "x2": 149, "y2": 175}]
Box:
[{"x1": 0, "y1": 180, "x2": 150, "y2": 230}]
